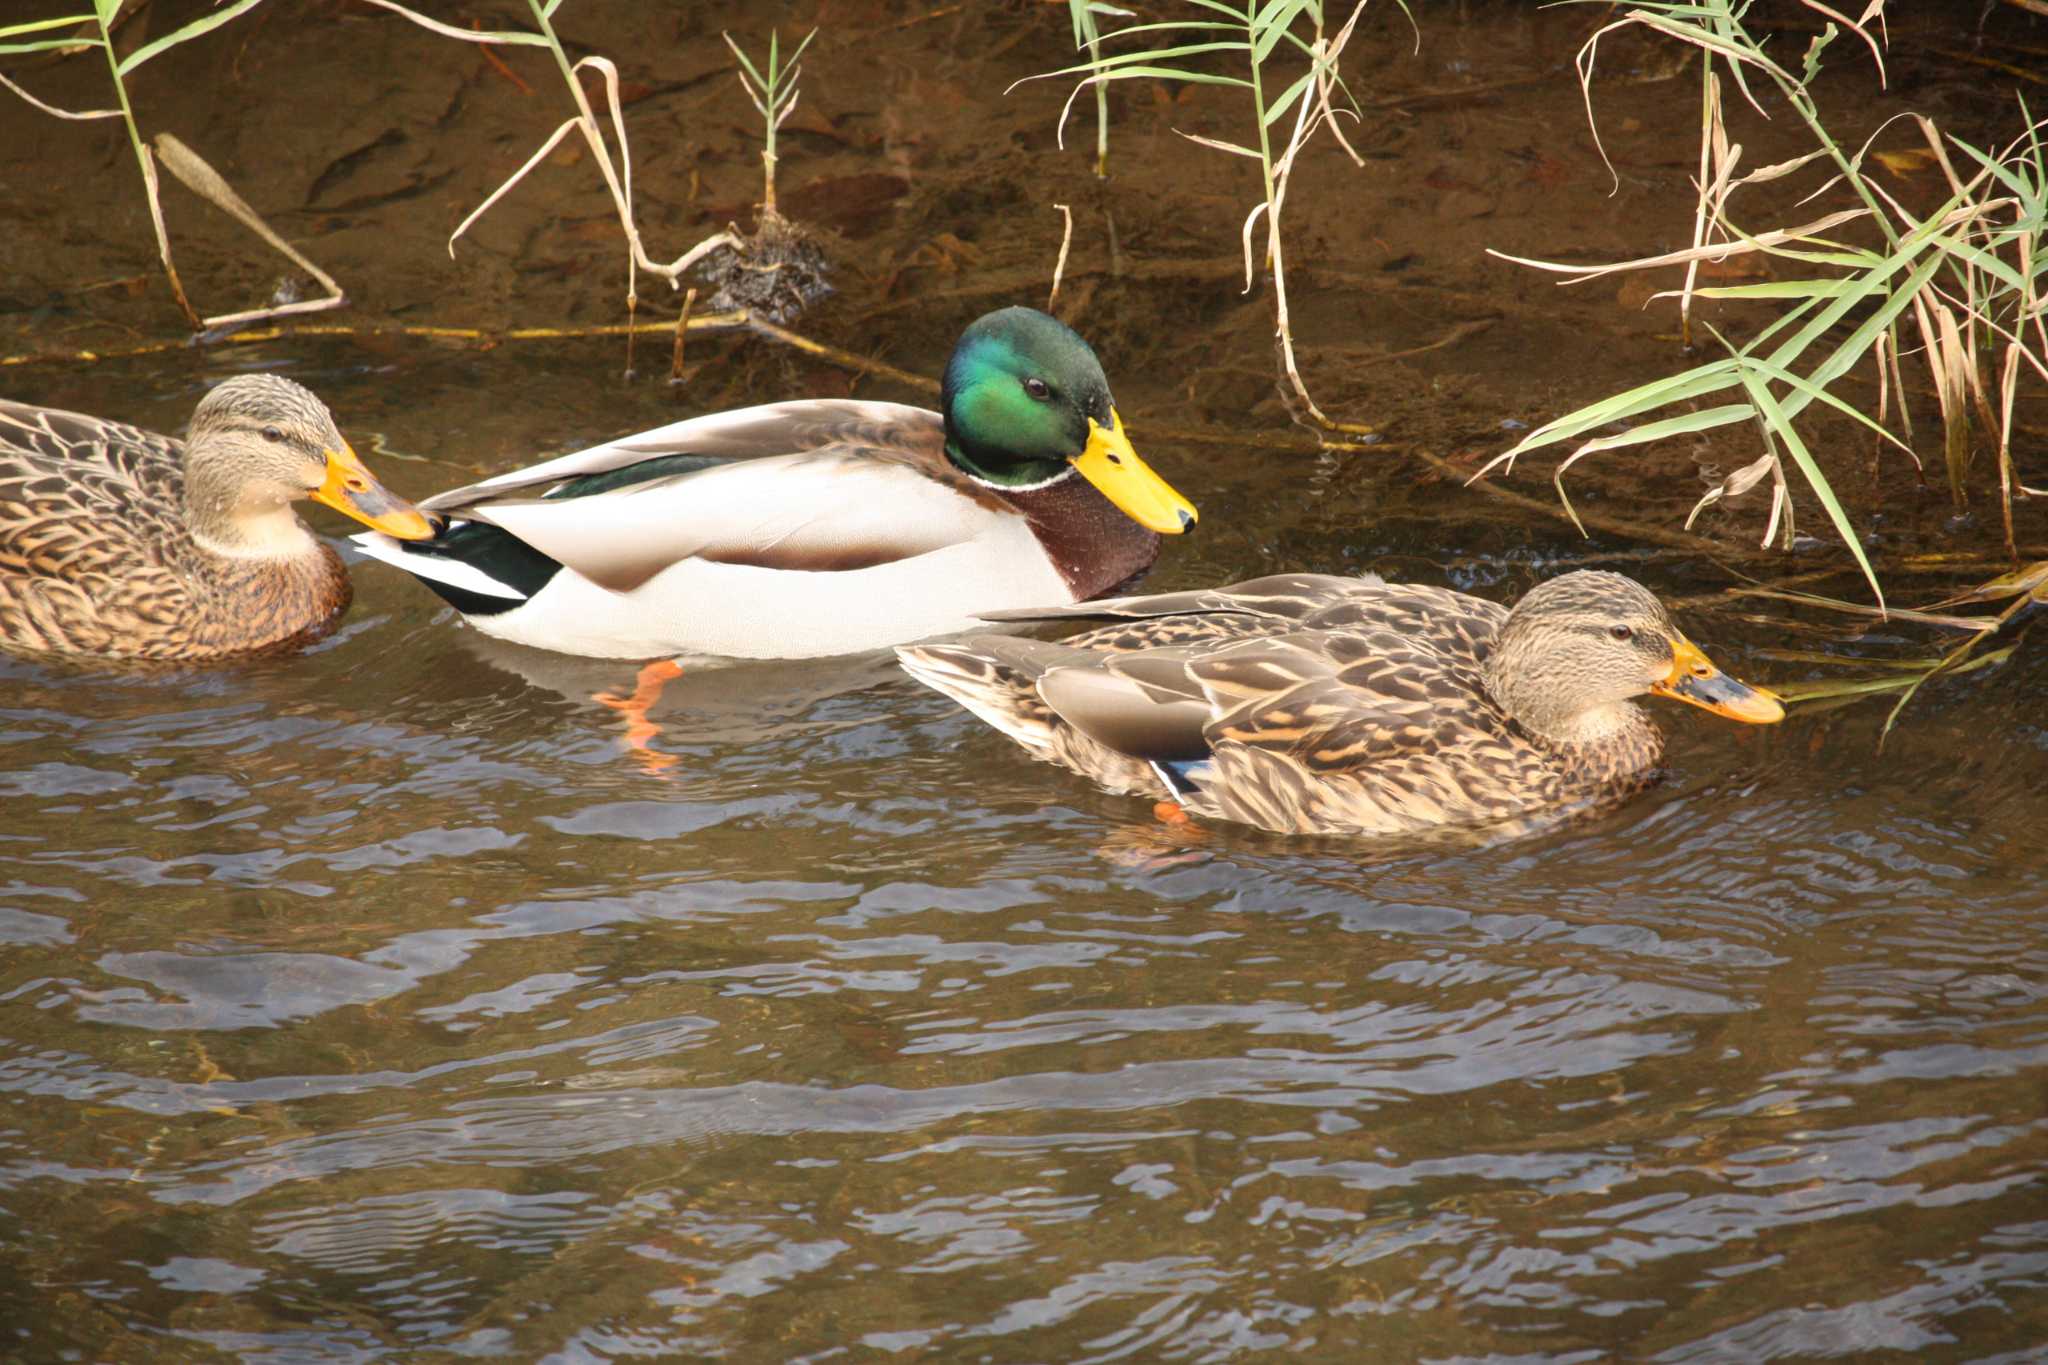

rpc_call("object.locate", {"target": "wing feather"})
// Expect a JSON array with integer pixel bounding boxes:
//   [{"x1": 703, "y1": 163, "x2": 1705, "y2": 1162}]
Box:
[
  {"x1": 420, "y1": 399, "x2": 942, "y2": 511},
  {"x1": 450, "y1": 447, "x2": 1004, "y2": 593}
]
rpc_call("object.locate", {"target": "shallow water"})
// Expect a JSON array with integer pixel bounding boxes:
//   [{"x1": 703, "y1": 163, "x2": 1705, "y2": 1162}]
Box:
[
  {"x1": 2, "y1": 336, "x2": 2044, "y2": 1361},
  {"x1": 6, "y1": 0, "x2": 2048, "y2": 1358}
]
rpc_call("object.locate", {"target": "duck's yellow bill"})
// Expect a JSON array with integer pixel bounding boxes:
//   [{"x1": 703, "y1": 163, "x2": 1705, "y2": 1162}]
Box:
[
  {"x1": 1071, "y1": 411, "x2": 1197, "y2": 535},
  {"x1": 313, "y1": 441, "x2": 435, "y2": 541},
  {"x1": 1653, "y1": 634, "x2": 1785, "y2": 724}
]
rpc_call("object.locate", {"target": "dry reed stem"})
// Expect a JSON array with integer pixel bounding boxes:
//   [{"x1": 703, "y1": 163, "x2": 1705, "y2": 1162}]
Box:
[
  {"x1": 1048, "y1": 204, "x2": 1075, "y2": 311},
  {"x1": 152, "y1": 133, "x2": 347, "y2": 332},
  {"x1": 366, "y1": 0, "x2": 739, "y2": 309},
  {"x1": 670, "y1": 288, "x2": 696, "y2": 383},
  {"x1": 0, "y1": 311, "x2": 750, "y2": 368},
  {"x1": 134, "y1": 143, "x2": 202, "y2": 330}
]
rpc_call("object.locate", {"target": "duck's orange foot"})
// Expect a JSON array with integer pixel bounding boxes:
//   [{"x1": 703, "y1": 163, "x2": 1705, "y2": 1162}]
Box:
[
  {"x1": 592, "y1": 659, "x2": 685, "y2": 773},
  {"x1": 1096, "y1": 805, "x2": 1211, "y2": 871}
]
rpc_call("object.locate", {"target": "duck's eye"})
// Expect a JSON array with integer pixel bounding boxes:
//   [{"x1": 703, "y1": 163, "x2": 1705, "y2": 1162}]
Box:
[
  {"x1": 261, "y1": 425, "x2": 285, "y2": 444},
  {"x1": 1022, "y1": 377, "x2": 1052, "y2": 401},
  {"x1": 1609, "y1": 624, "x2": 1634, "y2": 641}
]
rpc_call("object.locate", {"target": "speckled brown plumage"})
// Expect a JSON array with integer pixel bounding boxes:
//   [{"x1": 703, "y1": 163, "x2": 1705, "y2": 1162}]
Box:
[
  {"x1": 898, "y1": 571, "x2": 1783, "y2": 839},
  {"x1": 0, "y1": 379, "x2": 384, "y2": 661}
]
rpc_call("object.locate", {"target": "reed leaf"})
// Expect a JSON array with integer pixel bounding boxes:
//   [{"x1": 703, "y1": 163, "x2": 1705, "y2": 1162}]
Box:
[{"x1": 117, "y1": 0, "x2": 267, "y2": 76}]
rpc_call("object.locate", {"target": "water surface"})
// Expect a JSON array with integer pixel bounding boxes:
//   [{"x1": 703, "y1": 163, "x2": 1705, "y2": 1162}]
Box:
[
  {"x1": 2, "y1": 340, "x2": 2043, "y2": 1361},
  {"x1": 3, "y1": 1, "x2": 2046, "y2": 1357}
]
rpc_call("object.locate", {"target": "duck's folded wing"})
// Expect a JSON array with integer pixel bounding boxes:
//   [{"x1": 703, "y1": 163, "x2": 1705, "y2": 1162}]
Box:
[
  {"x1": 0, "y1": 433, "x2": 183, "y2": 584},
  {"x1": 982, "y1": 572, "x2": 1380, "y2": 626},
  {"x1": 446, "y1": 446, "x2": 1006, "y2": 593},
  {"x1": 1036, "y1": 633, "x2": 1348, "y2": 765},
  {"x1": 1041, "y1": 632, "x2": 1474, "y2": 773},
  {"x1": 420, "y1": 400, "x2": 941, "y2": 512},
  {"x1": 1037, "y1": 658, "x2": 1215, "y2": 762},
  {"x1": 1201, "y1": 634, "x2": 1492, "y2": 772}
]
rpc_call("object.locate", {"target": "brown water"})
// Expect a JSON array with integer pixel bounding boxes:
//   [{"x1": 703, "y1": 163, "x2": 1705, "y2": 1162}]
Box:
[
  {"x1": 4, "y1": 338, "x2": 2044, "y2": 1360},
  {"x1": 4, "y1": 2, "x2": 2048, "y2": 1359}
]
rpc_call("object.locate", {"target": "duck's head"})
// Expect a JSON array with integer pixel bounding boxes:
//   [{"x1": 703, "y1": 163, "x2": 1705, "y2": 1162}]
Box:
[
  {"x1": 1483, "y1": 570, "x2": 1784, "y2": 744},
  {"x1": 184, "y1": 374, "x2": 433, "y2": 554},
  {"x1": 940, "y1": 307, "x2": 1196, "y2": 534}
]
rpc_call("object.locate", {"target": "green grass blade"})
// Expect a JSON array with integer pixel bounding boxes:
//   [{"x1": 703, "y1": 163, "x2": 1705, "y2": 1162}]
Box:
[
  {"x1": 1556, "y1": 403, "x2": 1757, "y2": 457},
  {"x1": 118, "y1": 0, "x2": 267, "y2": 75},
  {"x1": 360, "y1": 1, "x2": 549, "y2": 47},
  {"x1": 1735, "y1": 362, "x2": 1884, "y2": 608},
  {"x1": 1251, "y1": 0, "x2": 1315, "y2": 64},
  {"x1": 1091, "y1": 19, "x2": 1239, "y2": 39},
  {"x1": 725, "y1": 34, "x2": 767, "y2": 88},
  {"x1": 1049, "y1": 40, "x2": 1251, "y2": 73},
  {"x1": 1789, "y1": 249, "x2": 1945, "y2": 397},
  {"x1": 1177, "y1": 0, "x2": 1256, "y2": 20},
  {"x1": 0, "y1": 36, "x2": 100, "y2": 55},
  {"x1": 1621, "y1": 12, "x2": 1796, "y2": 86},
  {"x1": 0, "y1": 14, "x2": 95, "y2": 39},
  {"x1": 1500, "y1": 364, "x2": 1747, "y2": 459},
  {"x1": 1688, "y1": 279, "x2": 1863, "y2": 300},
  {"x1": 1759, "y1": 229, "x2": 1942, "y2": 376},
  {"x1": 1072, "y1": 64, "x2": 1252, "y2": 89},
  {"x1": 1711, "y1": 330, "x2": 1914, "y2": 456},
  {"x1": 1943, "y1": 128, "x2": 2045, "y2": 211},
  {"x1": 1261, "y1": 68, "x2": 1318, "y2": 127}
]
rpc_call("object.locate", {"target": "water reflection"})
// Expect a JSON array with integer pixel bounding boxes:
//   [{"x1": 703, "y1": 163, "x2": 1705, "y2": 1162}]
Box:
[{"x1": 3, "y1": 367, "x2": 2045, "y2": 1359}]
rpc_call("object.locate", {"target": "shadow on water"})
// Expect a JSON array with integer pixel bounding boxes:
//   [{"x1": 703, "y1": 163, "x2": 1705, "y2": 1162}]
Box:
[{"x1": 2, "y1": 1, "x2": 2047, "y2": 1359}]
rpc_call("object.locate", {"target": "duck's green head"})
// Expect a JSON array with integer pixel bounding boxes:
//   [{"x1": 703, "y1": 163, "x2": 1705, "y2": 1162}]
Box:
[{"x1": 941, "y1": 307, "x2": 1195, "y2": 534}]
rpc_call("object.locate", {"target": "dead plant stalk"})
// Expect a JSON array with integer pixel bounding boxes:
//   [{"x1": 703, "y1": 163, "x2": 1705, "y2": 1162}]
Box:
[{"x1": 364, "y1": 0, "x2": 736, "y2": 316}]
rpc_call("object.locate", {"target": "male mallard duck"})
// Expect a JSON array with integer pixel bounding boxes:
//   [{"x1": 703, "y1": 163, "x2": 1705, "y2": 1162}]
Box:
[
  {"x1": 349, "y1": 307, "x2": 1197, "y2": 659},
  {"x1": 896, "y1": 570, "x2": 1784, "y2": 837},
  {"x1": 0, "y1": 374, "x2": 432, "y2": 661}
]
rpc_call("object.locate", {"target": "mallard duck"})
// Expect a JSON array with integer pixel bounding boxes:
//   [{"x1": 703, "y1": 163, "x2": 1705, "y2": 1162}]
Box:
[
  {"x1": 0, "y1": 374, "x2": 432, "y2": 661},
  {"x1": 348, "y1": 307, "x2": 1197, "y2": 659},
  {"x1": 896, "y1": 570, "x2": 1785, "y2": 837}
]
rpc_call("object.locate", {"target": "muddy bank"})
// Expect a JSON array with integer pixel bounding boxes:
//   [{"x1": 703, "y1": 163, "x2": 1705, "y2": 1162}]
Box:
[{"x1": 2, "y1": 0, "x2": 2044, "y2": 574}]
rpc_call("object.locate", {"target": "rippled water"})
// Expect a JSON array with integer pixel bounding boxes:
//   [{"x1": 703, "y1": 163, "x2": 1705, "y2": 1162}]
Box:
[{"x1": 2, "y1": 342, "x2": 2045, "y2": 1360}]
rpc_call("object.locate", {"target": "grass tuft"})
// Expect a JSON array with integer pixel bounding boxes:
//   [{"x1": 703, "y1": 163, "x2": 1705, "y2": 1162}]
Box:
[
  {"x1": 1020, "y1": 0, "x2": 1402, "y2": 428},
  {"x1": 1481, "y1": 0, "x2": 2048, "y2": 608},
  {"x1": 0, "y1": 0, "x2": 345, "y2": 333}
]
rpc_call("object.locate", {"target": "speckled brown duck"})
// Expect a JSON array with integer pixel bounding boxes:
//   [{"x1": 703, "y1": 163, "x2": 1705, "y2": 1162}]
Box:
[
  {"x1": 0, "y1": 374, "x2": 432, "y2": 661},
  {"x1": 896, "y1": 570, "x2": 1785, "y2": 837},
  {"x1": 347, "y1": 307, "x2": 1197, "y2": 659}
]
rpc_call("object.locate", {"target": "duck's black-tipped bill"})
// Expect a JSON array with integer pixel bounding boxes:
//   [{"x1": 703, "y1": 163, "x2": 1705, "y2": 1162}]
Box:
[
  {"x1": 1071, "y1": 411, "x2": 1197, "y2": 535},
  {"x1": 1653, "y1": 635, "x2": 1785, "y2": 724}
]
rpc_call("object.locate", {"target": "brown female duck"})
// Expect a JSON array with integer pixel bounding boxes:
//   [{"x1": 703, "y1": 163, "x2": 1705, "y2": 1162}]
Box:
[
  {"x1": 897, "y1": 570, "x2": 1784, "y2": 837},
  {"x1": 0, "y1": 374, "x2": 431, "y2": 660}
]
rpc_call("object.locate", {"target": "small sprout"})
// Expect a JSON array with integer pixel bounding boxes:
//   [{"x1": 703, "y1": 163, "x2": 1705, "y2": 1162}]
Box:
[{"x1": 723, "y1": 27, "x2": 817, "y2": 221}]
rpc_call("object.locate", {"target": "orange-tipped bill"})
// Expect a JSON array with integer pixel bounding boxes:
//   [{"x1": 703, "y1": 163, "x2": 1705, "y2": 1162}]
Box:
[
  {"x1": 1071, "y1": 411, "x2": 1197, "y2": 535},
  {"x1": 312, "y1": 441, "x2": 435, "y2": 540},
  {"x1": 1653, "y1": 634, "x2": 1785, "y2": 724}
]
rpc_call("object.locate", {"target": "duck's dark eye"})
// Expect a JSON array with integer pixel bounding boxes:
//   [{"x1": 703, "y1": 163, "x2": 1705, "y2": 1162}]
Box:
[
  {"x1": 1609, "y1": 624, "x2": 1634, "y2": 641},
  {"x1": 1022, "y1": 377, "x2": 1052, "y2": 401},
  {"x1": 261, "y1": 425, "x2": 285, "y2": 444}
]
